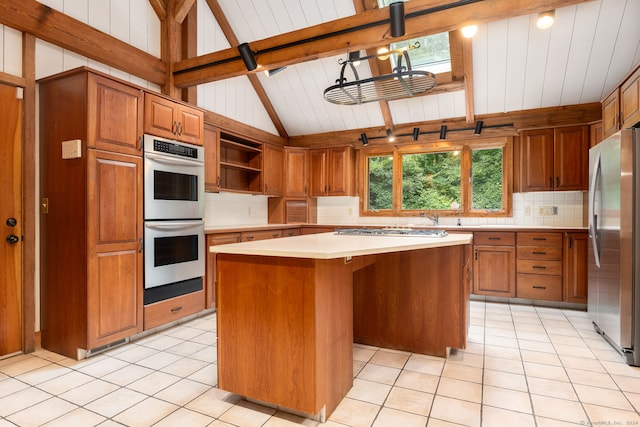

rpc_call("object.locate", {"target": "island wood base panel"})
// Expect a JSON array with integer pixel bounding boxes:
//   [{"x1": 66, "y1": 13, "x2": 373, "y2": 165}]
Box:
[
  {"x1": 216, "y1": 255, "x2": 354, "y2": 419},
  {"x1": 215, "y1": 244, "x2": 471, "y2": 419},
  {"x1": 353, "y1": 245, "x2": 471, "y2": 357}
]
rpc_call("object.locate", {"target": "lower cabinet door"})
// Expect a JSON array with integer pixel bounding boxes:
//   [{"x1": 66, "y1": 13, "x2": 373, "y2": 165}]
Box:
[{"x1": 473, "y1": 245, "x2": 516, "y2": 297}]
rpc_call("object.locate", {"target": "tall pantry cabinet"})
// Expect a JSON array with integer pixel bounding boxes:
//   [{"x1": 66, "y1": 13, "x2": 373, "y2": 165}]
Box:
[{"x1": 39, "y1": 68, "x2": 144, "y2": 359}]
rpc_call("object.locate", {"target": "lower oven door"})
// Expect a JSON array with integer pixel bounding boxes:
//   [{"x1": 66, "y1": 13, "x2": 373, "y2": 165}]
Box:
[{"x1": 144, "y1": 220, "x2": 205, "y2": 289}]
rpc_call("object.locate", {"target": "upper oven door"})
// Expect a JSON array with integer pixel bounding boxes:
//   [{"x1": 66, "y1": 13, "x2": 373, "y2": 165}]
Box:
[{"x1": 144, "y1": 134, "x2": 204, "y2": 220}]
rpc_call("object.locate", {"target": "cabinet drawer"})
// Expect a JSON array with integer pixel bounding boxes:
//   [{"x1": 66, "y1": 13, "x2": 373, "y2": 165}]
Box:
[
  {"x1": 517, "y1": 259, "x2": 562, "y2": 275},
  {"x1": 282, "y1": 228, "x2": 300, "y2": 237},
  {"x1": 517, "y1": 246, "x2": 562, "y2": 261},
  {"x1": 474, "y1": 232, "x2": 515, "y2": 246},
  {"x1": 517, "y1": 232, "x2": 562, "y2": 247},
  {"x1": 209, "y1": 232, "x2": 241, "y2": 245},
  {"x1": 241, "y1": 229, "x2": 283, "y2": 241},
  {"x1": 517, "y1": 274, "x2": 562, "y2": 301},
  {"x1": 144, "y1": 290, "x2": 205, "y2": 330}
]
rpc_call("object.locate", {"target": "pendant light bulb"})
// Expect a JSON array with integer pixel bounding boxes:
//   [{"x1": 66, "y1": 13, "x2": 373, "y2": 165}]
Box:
[
  {"x1": 536, "y1": 10, "x2": 555, "y2": 30},
  {"x1": 460, "y1": 25, "x2": 478, "y2": 38}
]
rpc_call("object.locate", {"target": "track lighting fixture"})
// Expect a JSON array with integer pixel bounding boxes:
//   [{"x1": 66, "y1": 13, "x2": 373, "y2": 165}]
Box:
[
  {"x1": 439, "y1": 125, "x2": 447, "y2": 140},
  {"x1": 474, "y1": 121, "x2": 483, "y2": 135},
  {"x1": 536, "y1": 10, "x2": 555, "y2": 30},
  {"x1": 386, "y1": 129, "x2": 396, "y2": 142},
  {"x1": 264, "y1": 66, "x2": 286, "y2": 77},
  {"x1": 361, "y1": 133, "x2": 369, "y2": 146},
  {"x1": 389, "y1": 2, "x2": 405, "y2": 38},
  {"x1": 412, "y1": 128, "x2": 420, "y2": 141},
  {"x1": 238, "y1": 43, "x2": 257, "y2": 71}
]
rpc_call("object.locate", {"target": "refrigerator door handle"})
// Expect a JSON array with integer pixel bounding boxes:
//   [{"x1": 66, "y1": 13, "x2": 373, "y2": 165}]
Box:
[{"x1": 589, "y1": 151, "x2": 601, "y2": 268}]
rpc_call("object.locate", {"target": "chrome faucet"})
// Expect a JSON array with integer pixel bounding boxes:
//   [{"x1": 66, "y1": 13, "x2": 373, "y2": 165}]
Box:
[{"x1": 420, "y1": 211, "x2": 439, "y2": 226}]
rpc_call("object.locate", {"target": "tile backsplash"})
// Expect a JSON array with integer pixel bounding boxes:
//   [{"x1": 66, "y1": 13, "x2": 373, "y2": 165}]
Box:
[{"x1": 204, "y1": 191, "x2": 586, "y2": 228}]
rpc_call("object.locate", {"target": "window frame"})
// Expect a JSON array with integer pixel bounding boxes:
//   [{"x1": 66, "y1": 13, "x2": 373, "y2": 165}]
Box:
[{"x1": 359, "y1": 137, "x2": 513, "y2": 218}]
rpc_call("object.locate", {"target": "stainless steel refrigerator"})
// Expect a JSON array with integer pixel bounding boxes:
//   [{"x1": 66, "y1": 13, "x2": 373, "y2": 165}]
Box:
[{"x1": 588, "y1": 127, "x2": 640, "y2": 366}]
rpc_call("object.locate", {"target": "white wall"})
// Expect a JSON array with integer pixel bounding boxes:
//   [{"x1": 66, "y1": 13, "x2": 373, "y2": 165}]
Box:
[{"x1": 203, "y1": 191, "x2": 586, "y2": 228}]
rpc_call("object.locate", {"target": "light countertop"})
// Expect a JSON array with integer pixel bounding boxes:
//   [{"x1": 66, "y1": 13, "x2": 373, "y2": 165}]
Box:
[{"x1": 209, "y1": 231, "x2": 473, "y2": 259}]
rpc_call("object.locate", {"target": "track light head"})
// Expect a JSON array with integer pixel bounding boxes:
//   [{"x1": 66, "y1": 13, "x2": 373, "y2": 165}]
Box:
[
  {"x1": 439, "y1": 125, "x2": 447, "y2": 140},
  {"x1": 474, "y1": 121, "x2": 483, "y2": 135},
  {"x1": 389, "y1": 2, "x2": 405, "y2": 38},
  {"x1": 361, "y1": 133, "x2": 369, "y2": 146},
  {"x1": 412, "y1": 127, "x2": 420, "y2": 141},
  {"x1": 386, "y1": 128, "x2": 396, "y2": 142},
  {"x1": 238, "y1": 43, "x2": 257, "y2": 71}
]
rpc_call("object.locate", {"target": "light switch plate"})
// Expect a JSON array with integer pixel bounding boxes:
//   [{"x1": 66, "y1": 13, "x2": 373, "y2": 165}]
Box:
[{"x1": 61, "y1": 139, "x2": 82, "y2": 159}]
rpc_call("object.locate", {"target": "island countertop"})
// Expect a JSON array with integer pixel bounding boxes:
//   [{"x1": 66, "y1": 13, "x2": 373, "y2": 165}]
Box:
[{"x1": 209, "y1": 231, "x2": 473, "y2": 259}]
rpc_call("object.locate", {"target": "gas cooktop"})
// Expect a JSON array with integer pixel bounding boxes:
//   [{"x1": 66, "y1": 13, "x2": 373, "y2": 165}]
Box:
[{"x1": 335, "y1": 228, "x2": 448, "y2": 238}]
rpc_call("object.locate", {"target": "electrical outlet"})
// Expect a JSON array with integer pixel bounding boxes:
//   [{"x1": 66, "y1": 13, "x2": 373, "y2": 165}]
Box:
[
  {"x1": 348, "y1": 208, "x2": 353, "y2": 216},
  {"x1": 61, "y1": 139, "x2": 82, "y2": 159},
  {"x1": 538, "y1": 206, "x2": 558, "y2": 216},
  {"x1": 524, "y1": 205, "x2": 531, "y2": 216}
]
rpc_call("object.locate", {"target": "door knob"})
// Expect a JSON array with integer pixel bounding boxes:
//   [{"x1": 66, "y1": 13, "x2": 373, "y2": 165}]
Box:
[
  {"x1": 6, "y1": 234, "x2": 19, "y2": 244},
  {"x1": 6, "y1": 218, "x2": 17, "y2": 227}
]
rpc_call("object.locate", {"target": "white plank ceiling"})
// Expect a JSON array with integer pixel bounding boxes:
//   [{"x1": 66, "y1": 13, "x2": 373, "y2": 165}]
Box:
[{"x1": 198, "y1": 0, "x2": 640, "y2": 137}]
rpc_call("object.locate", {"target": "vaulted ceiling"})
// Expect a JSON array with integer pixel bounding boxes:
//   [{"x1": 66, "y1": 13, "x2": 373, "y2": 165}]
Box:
[{"x1": 180, "y1": 0, "x2": 640, "y2": 144}]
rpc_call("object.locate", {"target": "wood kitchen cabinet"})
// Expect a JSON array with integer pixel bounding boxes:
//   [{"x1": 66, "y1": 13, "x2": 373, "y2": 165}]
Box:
[
  {"x1": 285, "y1": 148, "x2": 309, "y2": 197},
  {"x1": 621, "y1": 67, "x2": 640, "y2": 130},
  {"x1": 144, "y1": 92, "x2": 204, "y2": 145},
  {"x1": 39, "y1": 68, "x2": 144, "y2": 358},
  {"x1": 219, "y1": 132, "x2": 263, "y2": 193},
  {"x1": 473, "y1": 232, "x2": 516, "y2": 297},
  {"x1": 204, "y1": 123, "x2": 220, "y2": 192},
  {"x1": 563, "y1": 232, "x2": 589, "y2": 304},
  {"x1": 310, "y1": 146, "x2": 356, "y2": 196},
  {"x1": 263, "y1": 144, "x2": 284, "y2": 196},
  {"x1": 519, "y1": 126, "x2": 589, "y2": 192},
  {"x1": 516, "y1": 232, "x2": 563, "y2": 301},
  {"x1": 205, "y1": 232, "x2": 241, "y2": 309},
  {"x1": 602, "y1": 65, "x2": 640, "y2": 139}
]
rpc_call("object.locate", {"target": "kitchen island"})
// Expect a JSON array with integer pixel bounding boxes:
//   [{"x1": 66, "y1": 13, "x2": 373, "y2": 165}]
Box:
[{"x1": 210, "y1": 231, "x2": 473, "y2": 420}]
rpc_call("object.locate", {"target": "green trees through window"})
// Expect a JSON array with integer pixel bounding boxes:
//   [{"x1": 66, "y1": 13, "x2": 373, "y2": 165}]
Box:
[{"x1": 365, "y1": 140, "x2": 509, "y2": 216}]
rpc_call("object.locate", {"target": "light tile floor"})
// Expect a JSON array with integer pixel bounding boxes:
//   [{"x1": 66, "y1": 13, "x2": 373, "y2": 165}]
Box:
[{"x1": 2, "y1": 301, "x2": 640, "y2": 426}]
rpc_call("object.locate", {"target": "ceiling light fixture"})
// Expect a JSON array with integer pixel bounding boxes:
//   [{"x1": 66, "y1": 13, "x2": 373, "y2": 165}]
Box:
[
  {"x1": 376, "y1": 46, "x2": 390, "y2": 61},
  {"x1": 439, "y1": 125, "x2": 447, "y2": 140},
  {"x1": 324, "y1": 47, "x2": 436, "y2": 105},
  {"x1": 460, "y1": 24, "x2": 478, "y2": 38},
  {"x1": 361, "y1": 133, "x2": 369, "y2": 146},
  {"x1": 474, "y1": 120, "x2": 483, "y2": 135},
  {"x1": 536, "y1": 10, "x2": 555, "y2": 30},
  {"x1": 412, "y1": 127, "x2": 420, "y2": 141},
  {"x1": 264, "y1": 66, "x2": 286, "y2": 77},
  {"x1": 386, "y1": 129, "x2": 396, "y2": 142},
  {"x1": 389, "y1": 1, "x2": 405, "y2": 38},
  {"x1": 238, "y1": 43, "x2": 257, "y2": 71}
]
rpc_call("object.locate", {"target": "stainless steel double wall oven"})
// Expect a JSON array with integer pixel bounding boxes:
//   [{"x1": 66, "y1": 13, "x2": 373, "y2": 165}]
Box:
[{"x1": 143, "y1": 134, "x2": 205, "y2": 304}]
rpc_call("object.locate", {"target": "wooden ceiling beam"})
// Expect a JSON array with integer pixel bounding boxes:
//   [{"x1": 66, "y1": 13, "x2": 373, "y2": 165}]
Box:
[
  {"x1": 174, "y1": 0, "x2": 197, "y2": 24},
  {"x1": 0, "y1": 0, "x2": 166, "y2": 86},
  {"x1": 173, "y1": 0, "x2": 592, "y2": 88},
  {"x1": 149, "y1": 0, "x2": 167, "y2": 20},
  {"x1": 204, "y1": 0, "x2": 289, "y2": 138}
]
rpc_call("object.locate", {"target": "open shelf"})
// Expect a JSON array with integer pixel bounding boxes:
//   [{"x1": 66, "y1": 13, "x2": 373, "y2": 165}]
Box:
[{"x1": 219, "y1": 132, "x2": 263, "y2": 193}]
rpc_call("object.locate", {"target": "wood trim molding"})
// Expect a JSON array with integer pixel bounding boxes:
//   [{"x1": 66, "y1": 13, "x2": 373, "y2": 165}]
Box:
[{"x1": 0, "y1": 0, "x2": 166, "y2": 86}]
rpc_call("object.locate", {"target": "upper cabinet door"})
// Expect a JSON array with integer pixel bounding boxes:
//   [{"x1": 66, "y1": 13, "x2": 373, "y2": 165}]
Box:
[
  {"x1": 263, "y1": 144, "x2": 284, "y2": 196},
  {"x1": 88, "y1": 73, "x2": 143, "y2": 156},
  {"x1": 327, "y1": 146, "x2": 355, "y2": 196},
  {"x1": 621, "y1": 67, "x2": 640, "y2": 130},
  {"x1": 285, "y1": 148, "x2": 309, "y2": 197},
  {"x1": 144, "y1": 93, "x2": 203, "y2": 145},
  {"x1": 602, "y1": 89, "x2": 620, "y2": 139},
  {"x1": 519, "y1": 128, "x2": 554, "y2": 192},
  {"x1": 554, "y1": 126, "x2": 589, "y2": 191},
  {"x1": 309, "y1": 149, "x2": 328, "y2": 196}
]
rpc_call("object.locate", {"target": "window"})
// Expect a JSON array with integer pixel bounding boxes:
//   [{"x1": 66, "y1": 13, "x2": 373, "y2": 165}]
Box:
[{"x1": 363, "y1": 139, "x2": 512, "y2": 217}]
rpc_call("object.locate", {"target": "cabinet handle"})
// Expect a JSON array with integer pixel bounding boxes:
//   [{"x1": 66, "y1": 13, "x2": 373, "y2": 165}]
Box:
[
  {"x1": 549, "y1": 177, "x2": 553, "y2": 188},
  {"x1": 532, "y1": 265, "x2": 547, "y2": 269},
  {"x1": 488, "y1": 237, "x2": 501, "y2": 241},
  {"x1": 137, "y1": 135, "x2": 143, "y2": 151},
  {"x1": 304, "y1": 186, "x2": 307, "y2": 195},
  {"x1": 170, "y1": 306, "x2": 183, "y2": 313},
  {"x1": 178, "y1": 122, "x2": 183, "y2": 136},
  {"x1": 138, "y1": 238, "x2": 144, "y2": 253},
  {"x1": 568, "y1": 236, "x2": 573, "y2": 249},
  {"x1": 173, "y1": 120, "x2": 178, "y2": 135},
  {"x1": 532, "y1": 251, "x2": 546, "y2": 255},
  {"x1": 246, "y1": 236, "x2": 254, "y2": 240},
  {"x1": 556, "y1": 176, "x2": 559, "y2": 187},
  {"x1": 474, "y1": 249, "x2": 478, "y2": 260},
  {"x1": 272, "y1": 233, "x2": 279, "y2": 238},
  {"x1": 532, "y1": 286, "x2": 547, "y2": 290},
  {"x1": 533, "y1": 237, "x2": 547, "y2": 241}
]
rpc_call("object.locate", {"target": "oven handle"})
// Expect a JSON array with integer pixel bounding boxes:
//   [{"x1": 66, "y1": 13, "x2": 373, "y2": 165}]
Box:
[
  {"x1": 145, "y1": 221, "x2": 203, "y2": 231},
  {"x1": 145, "y1": 152, "x2": 203, "y2": 168}
]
